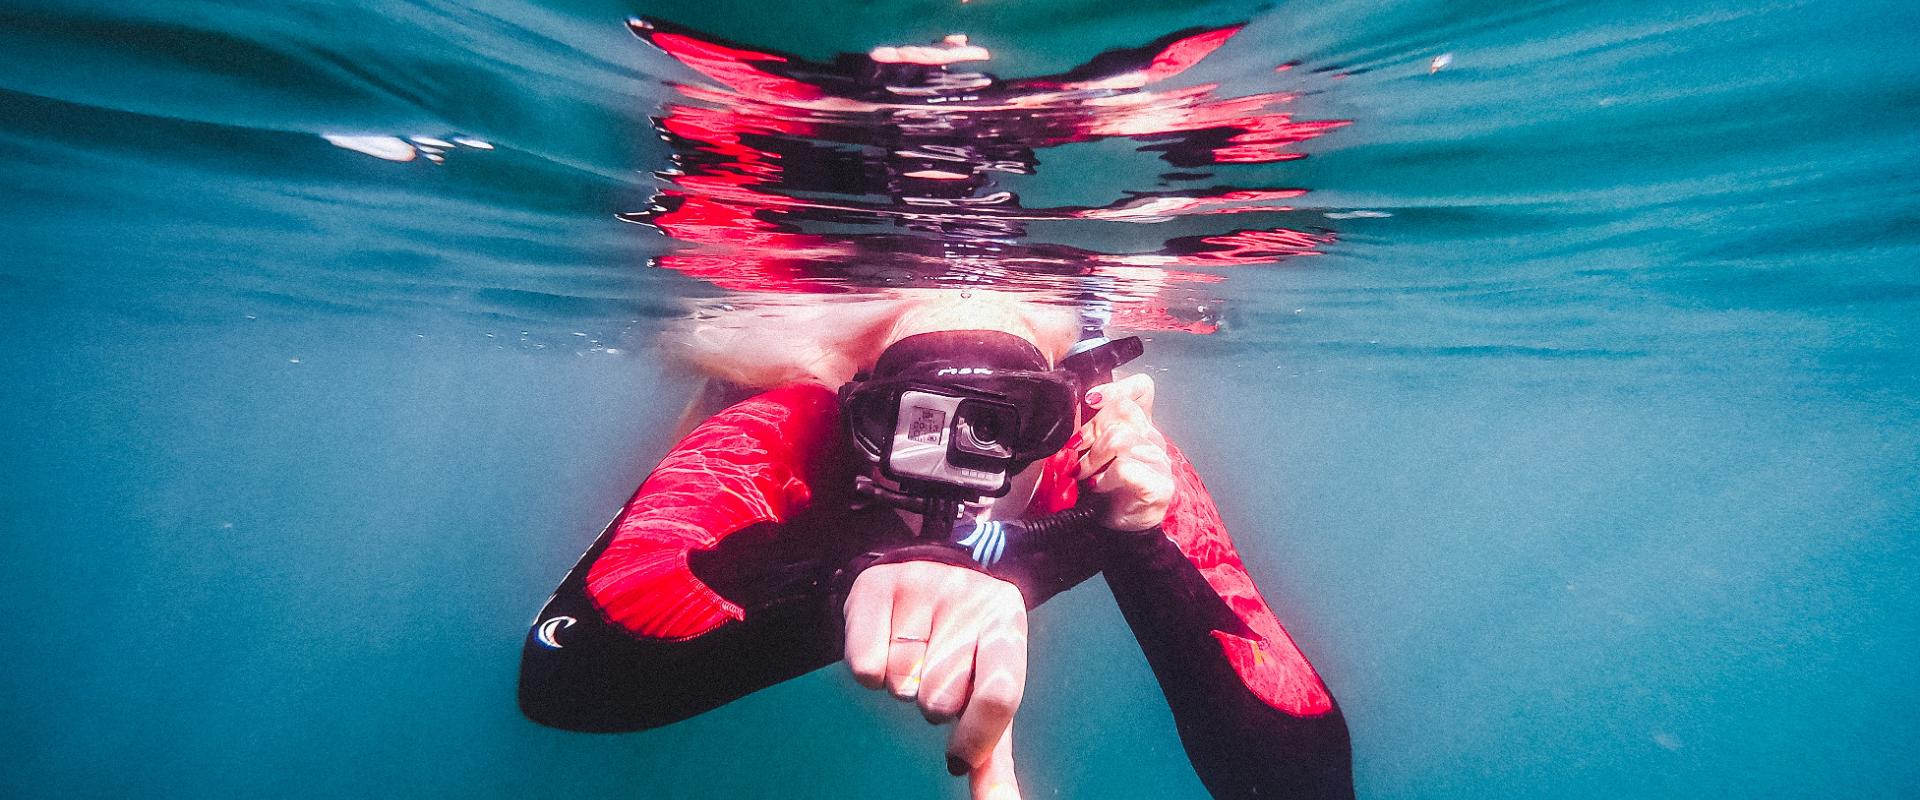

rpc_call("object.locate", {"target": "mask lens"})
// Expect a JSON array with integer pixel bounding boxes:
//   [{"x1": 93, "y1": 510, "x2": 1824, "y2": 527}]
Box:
[{"x1": 844, "y1": 382, "x2": 900, "y2": 456}]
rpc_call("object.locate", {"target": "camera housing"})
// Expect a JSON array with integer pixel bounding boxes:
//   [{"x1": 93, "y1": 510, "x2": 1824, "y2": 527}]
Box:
[
  {"x1": 883, "y1": 389, "x2": 1021, "y2": 496},
  {"x1": 839, "y1": 331, "x2": 1143, "y2": 504}
]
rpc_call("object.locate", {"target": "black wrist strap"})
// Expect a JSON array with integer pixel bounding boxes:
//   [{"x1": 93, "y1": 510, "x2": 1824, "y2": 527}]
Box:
[
  {"x1": 824, "y1": 513, "x2": 1124, "y2": 638},
  {"x1": 824, "y1": 543, "x2": 976, "y2": 629}
]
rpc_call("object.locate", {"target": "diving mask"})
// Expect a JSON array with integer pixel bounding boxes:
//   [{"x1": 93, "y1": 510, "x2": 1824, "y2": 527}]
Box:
[{"x1": 839, "y1": 329, "x2": 1142, "y2": 499}]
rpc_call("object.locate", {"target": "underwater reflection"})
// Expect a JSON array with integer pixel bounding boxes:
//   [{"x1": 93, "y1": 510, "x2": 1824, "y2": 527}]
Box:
[{"x1": 622, "y1": 18, "x2": 1350, "y2": 334}]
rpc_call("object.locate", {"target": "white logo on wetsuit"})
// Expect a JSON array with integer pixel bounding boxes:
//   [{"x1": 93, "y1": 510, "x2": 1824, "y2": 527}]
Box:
[
  {"x1": 536, "y1": 616, "x2": 576, "y2": 649},
  {"x1": 955, "y1": 521, "x2": 1008, "y2": 567}
]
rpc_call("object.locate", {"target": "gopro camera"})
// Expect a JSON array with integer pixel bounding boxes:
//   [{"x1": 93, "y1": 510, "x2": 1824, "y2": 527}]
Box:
[
  {"x1": 883, "y1": 389, "x2": 1021, "y2": 496},
  {"x1": 842, "y1": 333, "x2": 1144, "y2": 504}
]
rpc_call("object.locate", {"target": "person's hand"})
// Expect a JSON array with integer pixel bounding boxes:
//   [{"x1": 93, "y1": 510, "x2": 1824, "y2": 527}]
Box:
[
  {"x1": 1072, "y1": 373, "x2": 1175, "y2": 531},
  {"x1": 844, "y1": 561, "x2": 1026, "y2": 800}
]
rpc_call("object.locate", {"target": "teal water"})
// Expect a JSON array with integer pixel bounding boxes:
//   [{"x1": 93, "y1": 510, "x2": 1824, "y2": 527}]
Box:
[{"x1": 4, "y1": 1, "x2": 1918, "y2": 797}]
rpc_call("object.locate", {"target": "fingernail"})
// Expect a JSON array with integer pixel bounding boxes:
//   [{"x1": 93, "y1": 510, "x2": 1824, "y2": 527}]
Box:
[
  {"x1": 1085, "y1": 390, "x2": 1103, "y2": 407},
  {"x1": 947, "y1": 755, "x2": 970, "y2": 776},
  {"x1": 1065, "y1": 431, "x2": 1085, "y2": 450}
]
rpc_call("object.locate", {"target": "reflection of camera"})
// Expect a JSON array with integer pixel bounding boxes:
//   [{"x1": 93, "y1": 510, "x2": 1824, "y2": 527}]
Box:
[{"x1": 884, "y1": 390, "x2": 1020, "y2": 496}]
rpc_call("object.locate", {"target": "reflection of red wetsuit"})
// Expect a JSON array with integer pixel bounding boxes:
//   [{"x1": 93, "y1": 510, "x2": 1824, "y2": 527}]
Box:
[
  {"x1": 623, "y1": 19, "x2": 1350, "y2": 335},
  {"x1": 518, "y1": 385, "x2": 1354, "y2": 798}
]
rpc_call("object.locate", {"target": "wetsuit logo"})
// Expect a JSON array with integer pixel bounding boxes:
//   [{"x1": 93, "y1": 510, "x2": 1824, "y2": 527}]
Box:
[
  {"x1": 536, "y1": 616, "x2": 576, "y2": 649},
  {"x1": 954, "y1": 520, "x2": 1009, "y2": 567}
]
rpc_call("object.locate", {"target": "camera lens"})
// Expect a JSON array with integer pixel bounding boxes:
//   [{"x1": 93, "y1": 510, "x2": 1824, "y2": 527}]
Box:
[
  {"x1": 970, "y1": 415, "x2": 1001, "y2": 445},
  {"x1": 952, "y1": 399, "x2": 1016, "y2": 462}
]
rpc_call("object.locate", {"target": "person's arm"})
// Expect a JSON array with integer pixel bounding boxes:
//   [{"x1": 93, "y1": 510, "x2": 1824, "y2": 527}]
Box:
[
  {"x1": 517, "y1": 517, "x2": 851, "y2": 731},
  {"x1": 518, "y1": 384, "x2": 864, "y2": 731},
  {"x1": 1101, "y1": 446, "x2": 1353, "y2": 799},
  {"x1": 1075, "y1": 377, "x2": 1353, "y2": 799}
]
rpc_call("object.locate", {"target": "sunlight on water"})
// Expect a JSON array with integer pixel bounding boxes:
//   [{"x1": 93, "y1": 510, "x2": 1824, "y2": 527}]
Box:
[{"x1": 322, "y1": 133, "x2": 495, "y2": 163}]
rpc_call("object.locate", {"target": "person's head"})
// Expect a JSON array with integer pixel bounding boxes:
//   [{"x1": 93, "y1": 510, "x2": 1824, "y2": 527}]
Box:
[
  {"x1": 669, "y1": 289, "x2": 1079, "y2": 389},
  {"x1": 878, "y1": 291, "x2": 1079, "y2": 367},
  {"x1": 670, "y1": 289, "x2": 1096, "y2": 512},
  {"x1": 842, "y1": 293, "x2": 1092, "y2": 505}
]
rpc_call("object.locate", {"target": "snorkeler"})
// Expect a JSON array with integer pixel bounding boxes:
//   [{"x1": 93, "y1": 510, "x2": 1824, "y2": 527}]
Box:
[
  {"x1": 519, "y1": 293, "x2": 1354, "y2": 799},
  {"x1": 519, "y1": 23, "x2": 1353, "y2": 798}
]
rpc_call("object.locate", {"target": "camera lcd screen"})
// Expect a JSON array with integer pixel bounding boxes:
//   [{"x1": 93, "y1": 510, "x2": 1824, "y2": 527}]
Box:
[{"x1": 884, "y1": 389, "x2": 1016, "y2": 496}]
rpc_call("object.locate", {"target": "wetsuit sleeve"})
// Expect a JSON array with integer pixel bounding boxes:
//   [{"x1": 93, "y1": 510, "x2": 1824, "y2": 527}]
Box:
[
  {"x1": 518, "y1": 384, "x2": 864, "y2": 732},
  {"x1": 517, "y1": 516, "x2": 854, "y2": 732},
  {"x1": 1100, "y1": 444, "x2": 1355, "y2": 799}
]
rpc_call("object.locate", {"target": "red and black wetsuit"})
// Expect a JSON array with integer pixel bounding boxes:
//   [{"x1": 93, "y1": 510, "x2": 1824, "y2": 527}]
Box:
[{"x1": 519, "y1": 384, "x2": 1353, "y2": 798}]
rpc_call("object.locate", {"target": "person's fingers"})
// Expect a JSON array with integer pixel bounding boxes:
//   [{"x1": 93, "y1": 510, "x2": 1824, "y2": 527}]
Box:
[
  {"x1": 885, "y1": 570, "x2": 939, "y2": 700},
  {"x1": 1074, "y1": 442, "x2": 1111, "y2": 481},
  {"x1": 947, "y1": 601, "x2": 1026, "y2": 771},
  {"x1": 967, "y1": 721, "x2": 1022, "y2": 800},
  {"x1": 1091, "y1": 452, "x2": 1176, "y2": 530},
  {"x1": 1073, "y1": 412, "x2": 1123, "y2": 479},
  {"x1": 886, "y1": 638, "x2": 931, "y2": 700},
  {"x1": 887, "y1": 639, "x2": 930, "y2": 699},
  {"x1": 919, "y1": 576, "x2": 1021, "y2": 723},
  {"x1": 1087, "y1": 389, "x2": 1151, "y2": 434},
  {"x1": 1089, "y1": 445, "x2": 1173, "y2": 495},
  {"x1": 1072, "y1": 386, "x2": 1175, "y2": 529},
  {"x1": 1086, "y1": 373, "x2": 1155, "y2": 420},
  {"x1": 843, "y1": 567, "x2": 895, "y2": 689},
  {"x1": 916, "y1": 596, "x2": 984, "y2": 724},
  {"x1": 1074, "y1": 384, "x2": 1159, "y2": 478},
  {"x1": 1075, "y1": 414, "x2": 1158, "y2": 481}
]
